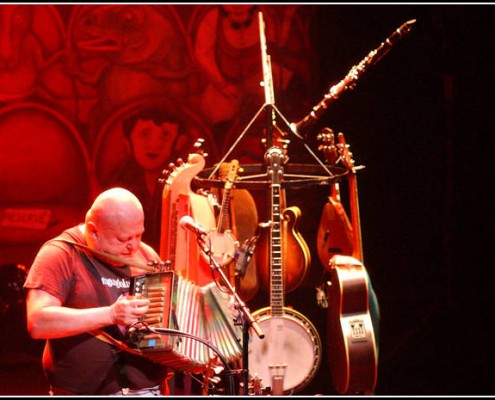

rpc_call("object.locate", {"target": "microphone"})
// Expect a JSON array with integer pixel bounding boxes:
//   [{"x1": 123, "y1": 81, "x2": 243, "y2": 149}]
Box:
[
  {"x1": 179, "y1": 215, "x2": 208, "y2": 236},
  {"x1": 234, "y1": 235, "x2": 258, "y2": 278},
  {"x1": 315, "y1": 284, "x2": 328, "y2": 309}
]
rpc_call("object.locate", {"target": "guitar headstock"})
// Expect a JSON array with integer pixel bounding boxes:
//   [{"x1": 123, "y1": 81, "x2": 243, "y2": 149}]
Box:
[
  {"x1": 224, "y1": 159, "x2": 240, "y2": 190},
  {"x1": 317, "y1": 128, "x2": 355, "y2": 171},
  {"x1": 336, "y1": 132, "x2": 355, "y2": 171},
  {"x1": 317, "y1": 127, "x2": 339, "y2": 165}
]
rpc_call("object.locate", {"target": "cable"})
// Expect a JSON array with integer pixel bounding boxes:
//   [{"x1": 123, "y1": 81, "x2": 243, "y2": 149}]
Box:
[{"x1": 131, "y1": 324, "x2": 236, "y2": 395}]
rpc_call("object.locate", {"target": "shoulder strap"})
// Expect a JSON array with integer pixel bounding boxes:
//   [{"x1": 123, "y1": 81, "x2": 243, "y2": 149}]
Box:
[
  {"x1": 88, "y1": 329, "x2": 143, "y2": 356},
  {"x1": 51, "y1": 238, "x2": 145, "y2": 355},
  {"x1": 52, "y1": 238, "x2": 157, "y2": 273}
]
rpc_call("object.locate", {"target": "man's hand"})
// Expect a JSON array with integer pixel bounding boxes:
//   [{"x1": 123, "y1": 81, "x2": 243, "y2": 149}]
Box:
[{"x1": 110, "y1": 295, "x2": 150, "y2": 326}]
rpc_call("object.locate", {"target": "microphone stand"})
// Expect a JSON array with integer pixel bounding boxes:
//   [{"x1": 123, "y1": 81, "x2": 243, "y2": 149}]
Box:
[{"x1": 194, "y1": 232, "x2": 264, "y2": 395}]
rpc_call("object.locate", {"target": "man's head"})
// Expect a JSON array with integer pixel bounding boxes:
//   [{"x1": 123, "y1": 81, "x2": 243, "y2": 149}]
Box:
[{"x1": 84, "y1": 187, "x2": 145, "y2": 265}]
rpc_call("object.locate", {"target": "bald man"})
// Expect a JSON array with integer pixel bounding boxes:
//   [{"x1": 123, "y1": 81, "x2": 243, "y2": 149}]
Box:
[{"x1": 24, "y1": 188, "x2": 170, "y2": 396}]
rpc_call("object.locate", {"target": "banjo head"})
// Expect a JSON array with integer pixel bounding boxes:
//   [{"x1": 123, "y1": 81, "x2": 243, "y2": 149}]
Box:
[{"x1": 248, "y1": 307, "x2": 322, "y2": 394}]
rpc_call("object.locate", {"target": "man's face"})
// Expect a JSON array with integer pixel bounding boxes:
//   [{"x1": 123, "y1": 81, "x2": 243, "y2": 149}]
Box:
[
  {"x1": 130, "y1": 118, "x2": 179, "y2": 171},
  {"x1": 94, "y1": 216, "x2": 145, "y2": 263}
]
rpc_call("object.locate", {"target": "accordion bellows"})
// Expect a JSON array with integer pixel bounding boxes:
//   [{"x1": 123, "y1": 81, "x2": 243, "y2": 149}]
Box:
[{"x1": 127, "y1": 271, "x2": 243, "y2": 373}]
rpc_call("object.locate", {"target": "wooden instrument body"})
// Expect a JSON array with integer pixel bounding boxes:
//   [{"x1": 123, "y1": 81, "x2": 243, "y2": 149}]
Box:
[
  {"x1": 316, "y1": 189, "x2": 354, "y2": 267},
  {"x1": 327, "y1": 255, "x2": 377, "y2": 394},
  {"x1": 257, "y1": 199, "x2": 311, "y2": 294},
  {"x1": 316, "y1": 130, "x2": 354, "y2": 267},
  {"x1": 203, "y1": 161, "x2": 260, "y2": 301},
  {"x1": 230, "y1": 188, "x2": 259, "y2": 302},
  {"x1": 317, "y1": 133, "x2": 378, "y2": 394},
  {"x1": 159, "y1": 152, "x2": 216, "y2": 286}
]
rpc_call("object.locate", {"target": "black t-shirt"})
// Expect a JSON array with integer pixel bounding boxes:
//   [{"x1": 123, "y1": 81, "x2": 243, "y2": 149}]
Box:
[{"x1": 24, "y1": 226, "x2": 168, "y2": 395}]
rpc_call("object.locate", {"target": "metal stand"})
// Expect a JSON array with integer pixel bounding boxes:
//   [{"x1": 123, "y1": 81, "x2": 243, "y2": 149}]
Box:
[{"x1": 195, "y1": 233, "x2": 264, "y2": 395}]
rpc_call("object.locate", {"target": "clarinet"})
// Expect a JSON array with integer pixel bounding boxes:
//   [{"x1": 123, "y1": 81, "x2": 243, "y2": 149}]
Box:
[{"x1": 291, "y1": 19, "x2": 416, "y2": 138}]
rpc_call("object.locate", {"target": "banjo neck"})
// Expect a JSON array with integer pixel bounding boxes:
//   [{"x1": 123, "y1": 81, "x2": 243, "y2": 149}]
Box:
[
  {"x1": 216, "y1": 160, "x2": 239, "y2": 233},
  {"x1": 266, "y1": 146, "x2": 285, "y2": 316}
]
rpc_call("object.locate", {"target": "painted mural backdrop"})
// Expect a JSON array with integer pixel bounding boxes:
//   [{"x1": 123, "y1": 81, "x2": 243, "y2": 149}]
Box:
[{"x1": 0, "y1": 4, "x2": 318, "y2": 266}]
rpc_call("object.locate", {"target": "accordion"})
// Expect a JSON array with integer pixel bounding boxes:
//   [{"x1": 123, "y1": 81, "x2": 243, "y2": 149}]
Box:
[{"x1": 127, "y1": 271, "x2": 243, "y2": 373}]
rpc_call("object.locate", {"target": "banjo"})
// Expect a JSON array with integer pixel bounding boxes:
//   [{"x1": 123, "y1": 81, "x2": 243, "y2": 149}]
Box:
[
  {"x1": 201, "y1": 160, "x2": 240, "y2": 279},
  {"x1": 248, "y1": 146, "x2": 322, "y2": 394}
]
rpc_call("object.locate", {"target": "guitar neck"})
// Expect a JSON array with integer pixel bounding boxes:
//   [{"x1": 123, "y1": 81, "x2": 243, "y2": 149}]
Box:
[
  {"x1": 216, "y1": 187, "x2": 231, "y2": 233},
  {"x1": 335, "y1": 131, "x2": 364, "y2": 263},
  {"x1": 348, "y1": 170, "x2": 363, "y2": 263},
  {"x1": 216, "y1": 160, "x2": 239, "y2": 233}
]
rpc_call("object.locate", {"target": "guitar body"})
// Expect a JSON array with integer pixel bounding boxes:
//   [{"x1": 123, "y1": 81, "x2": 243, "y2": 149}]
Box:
[
  {"x1": 327, "y1": 255, "x2": 378, "y2": 394},
  {"x1": 317, "y1": 195, "x2": 354, "y2": 269},
  {"x1": 231, "y1": 188, "x2": 259, "y2": 302},
  {"x1": 248, "y1": 307, "x2": 322, "y2": 395}
]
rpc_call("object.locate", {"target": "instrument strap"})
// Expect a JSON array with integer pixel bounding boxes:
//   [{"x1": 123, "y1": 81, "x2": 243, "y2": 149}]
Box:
[
  {"x1": 50, "y1": 239, "x2": 142, "y2": 349},
  {"x1": 51, "y1": 238, "x2": 157, "y2": 273},
  {"x1": 87, "y1": 329, "x2": 139, "y2": 354},
  {"x1": 50, "y1": 238, "x2": 151, "y2": 392}
]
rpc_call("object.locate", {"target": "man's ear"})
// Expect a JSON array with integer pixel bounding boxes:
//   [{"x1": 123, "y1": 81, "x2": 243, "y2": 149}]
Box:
[{"x1": 87, "y1": 221, "x2": 98, "y2": 239}]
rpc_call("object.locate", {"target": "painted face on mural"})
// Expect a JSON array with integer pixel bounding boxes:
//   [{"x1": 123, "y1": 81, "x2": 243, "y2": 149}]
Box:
[
  {"x1": 220, "y1": 5, "x2": 256, "y2": 28},
  {"x1": 129, "y1": 118, "x2": 179, "y2": 172}
]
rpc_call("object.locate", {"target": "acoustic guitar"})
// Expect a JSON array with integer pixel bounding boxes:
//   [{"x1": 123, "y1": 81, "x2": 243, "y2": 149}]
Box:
[
  {"x1": 327, "y1": 254, "x2": 377, "y2": 394},
  {"x1": 325, "y1": 133, "x2": 378, "y2": 394}
]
